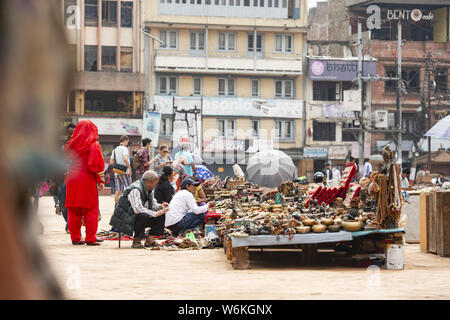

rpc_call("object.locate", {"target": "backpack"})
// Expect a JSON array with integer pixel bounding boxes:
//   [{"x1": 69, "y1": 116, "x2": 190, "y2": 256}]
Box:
[{"x1": 132, "y1": 152, "x2": 141, "y2": 169}]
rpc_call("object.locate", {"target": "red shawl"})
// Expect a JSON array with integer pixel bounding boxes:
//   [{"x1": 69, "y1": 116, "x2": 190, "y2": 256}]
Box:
[{"x1": 65, "y1": 120, "x2": 105, "y2": 209}]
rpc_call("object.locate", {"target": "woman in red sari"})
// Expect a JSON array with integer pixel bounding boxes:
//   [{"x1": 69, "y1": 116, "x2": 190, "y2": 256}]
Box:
[{"x1": 65, "y1": 120, "x2": 105, "y2": 245}]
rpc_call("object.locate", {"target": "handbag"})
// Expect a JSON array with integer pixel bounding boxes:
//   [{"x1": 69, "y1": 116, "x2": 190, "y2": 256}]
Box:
[{"x1": 112, "y1": 148, "x2": 128, "y2": 175}]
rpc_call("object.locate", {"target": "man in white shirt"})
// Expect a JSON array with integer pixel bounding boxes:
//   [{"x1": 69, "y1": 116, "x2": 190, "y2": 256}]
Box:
[
  {"x1": 400, "y1": 169, "x2": 410, "y2": 188},
  {"x1": 165, "y1": 178, "x2": 215, "y2": 236},
  {"x1": 362, "y1": 158, "x2": 373, "y2": 178},
  {"x1": 232, "y1": 162, "x2": 245, "y2": 180},
  {"x1": 110, "y1": 135, "x2": 132, "y2": 205}
]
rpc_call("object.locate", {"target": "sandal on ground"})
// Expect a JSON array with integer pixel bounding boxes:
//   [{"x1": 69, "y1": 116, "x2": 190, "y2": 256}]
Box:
[
  {"x1": 72, "y1": 241, "x2": 86, "y2": 245},
  {"x1": 86, "y1": 242, "x2": 101, "y2": 246}
]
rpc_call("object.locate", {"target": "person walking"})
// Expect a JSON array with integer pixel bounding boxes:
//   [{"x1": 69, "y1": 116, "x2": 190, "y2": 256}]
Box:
[
  {"x1": 110, "y1": 135, "x2": 132, "y2": 205},
  {"x1": 151, "y1": 145, "x2": 173, "y2": 176},
  {"x1": 134, "y1": 138, "x2": 152, "y2": 180},
  {"x1": 65, "y1": 120, "x2": 105, "y2": 246},
  {"x1": 154, "y1": 166, "x2": 175, "y2": 204}
]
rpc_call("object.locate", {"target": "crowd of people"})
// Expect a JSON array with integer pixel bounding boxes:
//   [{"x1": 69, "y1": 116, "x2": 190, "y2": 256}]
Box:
[
  {"x1": 54, "y1": 120, "x2": 215, "y2": 248},
  {"x1": 46, "y1": 120, "x2": 448, "y2": 249}
]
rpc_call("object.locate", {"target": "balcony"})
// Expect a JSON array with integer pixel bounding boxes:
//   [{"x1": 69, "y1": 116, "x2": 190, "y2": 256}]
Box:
[
  {"x1": 158, "y1": 1, "x2": 300, "y2": 19},
  {"x1": 154, "y1": 50, "x2": 303, "y2": 75},
  {"x1": 74, "y1": 71, "x2": 145, "y2": 92}
]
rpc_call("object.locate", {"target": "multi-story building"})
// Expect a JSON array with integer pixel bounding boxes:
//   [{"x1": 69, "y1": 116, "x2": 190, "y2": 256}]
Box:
[
  {"x1": 305, "y1": 0, "x2": 375, "y2": 177},
  {"x1": 63, "y1": 0, "x2": 145, "y2": 158},
  {"x1": 345, "y1": 0, "x2": 450, "y2": 168},
  {"x1": 143, "y1": 0, "x2": 308, "y2": 177}
]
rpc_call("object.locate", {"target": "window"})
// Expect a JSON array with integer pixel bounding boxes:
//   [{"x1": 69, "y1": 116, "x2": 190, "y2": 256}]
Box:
[
  {"x1": 121, "y1": 1, "x2": 133, "y2": 27},
  {"x1": 102, "y1": 0, "x2": 117, "y2": 27},
  {"x1": 85, "y1": 0, "x2": 98, "y2": 26},
  {"x1": 161, "y1": 117, "x2": 172, "y2": 136},
  {"x1": 193, "y1": 78, "x2": 202, "y2": 96},
  {"x1": 247, "y1": 33, "x2": 264, "y2": 56},
  {"x1": 435, "y1": 68, "x2": 448, "y2": 94},
  {"x1": 251, "y1": 120, "x2": 260, "y2": 137},
  {"x1": 159, "y1": 30, "x2": 178, "y2": 49},
  {"x1": 190, "y1": 31, "x2": 205, "y2": 51},
  {"x1": 84, "y1": 45, "x2": 98, "y2": 71},
  {"x1": 274, "y1": 0, "x2": 279, "y2": 7},
  {"x1": 342, "y1": 130, "x2": 357, "y2": 142},
  {"x1": 251, "y1": 79, "x2": 260, "y2": 97},
  {"x1": 275, "y1": 79, "x2": 293, "y2": 98},
  {"x1": 158, "y1": 76, "x2": 178, "y2": 95},
  {"x1": 84, "y1": 91, "x2": 133, "y2": 115},
  {"x1": 244, "y1": 0, "x2": 250, "y2": 5},
  {"x1": 217, "y1": 119, "x2": 235, "y2": 137},
  {"x1": 218, "y1": 78, "x2": 236, "y2": 96},
  {"x1": 275, "y1": 120, "x2": 293, "y2": 139},
  {"x1": 120, "y1": 47, "x2": 132, "y2": 72},
  {"x1": 102, "y1": 46, "x2": 116, "y2": 71},
  {"x1": 312, "y1": 81, "x2": 352, "y2": 101},
  {"x1": 385, "y1": 67, "x2": 420, "y2": 93},
  {"x1": 313, "y1": 121, "x2": 335, "y2": 141},
  {"x1": 67, "y1": 90, "x2": 77, "y2": 113},
  {"x1": 275, "y1": 34, "x2": 292, "y2": 53},
  {"x1": 218, "y1": 32, "x2": 236, "y2": 51},
  {"x1": 313, "y1": 81, "x2": 337, "y2": 101}
]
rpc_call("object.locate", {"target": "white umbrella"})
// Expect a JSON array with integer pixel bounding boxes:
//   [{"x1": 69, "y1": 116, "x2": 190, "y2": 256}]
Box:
[
  {"x1": 424, "y1": 115, "x2": 450, "y2": 140},
  {"x1": 247, "y1": 150, "x2": 296, "y2": 188}
]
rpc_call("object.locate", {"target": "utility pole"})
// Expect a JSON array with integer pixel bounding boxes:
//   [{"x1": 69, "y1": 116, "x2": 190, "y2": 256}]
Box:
[
  {"x1": 357, "y1": 20, "x2": 365, "y2": 173},
  {"x1": 426, "y1": 55, "x2": 433, "y2": 171},
  {"x1": 396, "y1": 21, "x2": 402, "y2": 166}
]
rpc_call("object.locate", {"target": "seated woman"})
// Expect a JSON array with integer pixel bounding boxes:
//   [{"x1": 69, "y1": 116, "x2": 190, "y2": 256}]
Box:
[
  {"x1": 186, "y1": 176, "x2": 207, "y2": 205},
  {"x1": 154, "y1": 166, "x2": 175, "y2": 204},
  {"x1": 165, "y1": 178, "x2": 215, "y2": 236}
]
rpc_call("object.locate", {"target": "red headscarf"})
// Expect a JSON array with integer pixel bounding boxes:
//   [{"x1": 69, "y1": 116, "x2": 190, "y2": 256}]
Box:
[
  {"x1": 66, "y1": 120, "x2": 99, "y2": 153},
  {"x1": 66, "y1": 120, "x2": 104, "y2": 174}
]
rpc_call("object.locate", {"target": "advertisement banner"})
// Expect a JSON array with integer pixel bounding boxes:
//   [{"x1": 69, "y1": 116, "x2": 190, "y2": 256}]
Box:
[
  {"x1": 142, "y1": 111, "x2": 161, "y2": 147},
  {"x1": 78, "y1": 117, "x2": 142, "y2": 136},
  {"x1": 202, "y1": 97, "x2": 303, "y2": 118}
]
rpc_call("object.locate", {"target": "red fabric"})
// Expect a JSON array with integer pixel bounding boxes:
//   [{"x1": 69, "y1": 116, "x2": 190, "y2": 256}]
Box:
[
  {"x1": 136, "y1": 147, "x2": 150, "y2": 175},
  {"x1": 67, "y1": 207, "x2": 99, "y2": 243},
  {"x1": 65, "y1": 120, "x2": 105, "y2": 209}
]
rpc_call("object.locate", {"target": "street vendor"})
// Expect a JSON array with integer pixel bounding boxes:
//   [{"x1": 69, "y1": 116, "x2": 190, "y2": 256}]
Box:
[
  {"x1": 165, "y1": 178, "x2": 216, "y2": 236},
  {"x1": 109, "y1": 171, "x2": 169, "y2": 249}
]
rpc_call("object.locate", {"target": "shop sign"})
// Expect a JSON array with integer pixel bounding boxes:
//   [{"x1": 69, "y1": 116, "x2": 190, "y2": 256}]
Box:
[
  {"x1": 309, "y1": 59, "x2": 376, "y2": 81},
  {"x1": 328, "y1": 146, "x2": 349, "y2": 160},
  {"x1": 386, "y1": 9, "x2": 434, "y2": 22},
  {"x1": 303, "y1": 147, "x2": 327, "y2": 159},
  {"x1": 203, "y1": 138, "x2": 245, "y2": 153},
  {"x1": 78, "y1": 117, "x2": 142, "y2": 136}
]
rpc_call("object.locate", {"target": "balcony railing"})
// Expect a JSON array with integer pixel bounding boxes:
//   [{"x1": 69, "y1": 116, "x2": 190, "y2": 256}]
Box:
[{"x1": 154, "y1": 49, "x2": 303, "y2": 75}]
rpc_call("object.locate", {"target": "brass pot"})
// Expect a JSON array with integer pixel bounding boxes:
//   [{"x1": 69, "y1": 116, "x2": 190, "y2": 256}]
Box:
[
  {"x1": 342, "y1": 221, "x2": 363, "y2": 232},
  {"x1": 296, "y1": 226, "x2": 310, "y2": 234},
  {"x1": 312, "y1": 224, "x2": 327, "y2": 233},
  {"x1": 303, "y1": 218, "x2": 315, "y2": 226},
  {"x1": 321, "y1": 218, "x2": 334, "y2": 226},
  {"x1": 327, "y1": 224, "x2": 342, "y2": 232},
  {"x1": 260, "y1": 203, "x2": 271, "y2": 210}
]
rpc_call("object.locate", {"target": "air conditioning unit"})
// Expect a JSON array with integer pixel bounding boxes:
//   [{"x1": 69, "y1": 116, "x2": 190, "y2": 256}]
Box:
[{"x1": 371, "y1": 110, "x2": 388, "y2": 128}]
